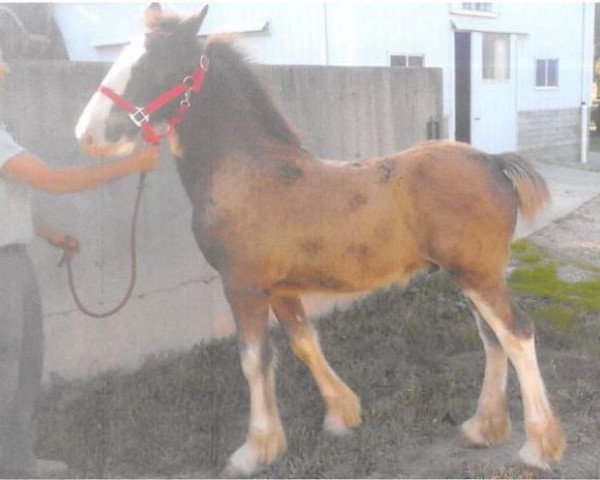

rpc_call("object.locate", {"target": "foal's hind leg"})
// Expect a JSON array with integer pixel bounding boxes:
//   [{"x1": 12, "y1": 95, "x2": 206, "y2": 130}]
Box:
[
  {"x1": 463, "y1": 284, "x2": 565, "y2": 470},
  {"x1": 461, "y1": 303, "x2": 512, "y2": 446},
  {"x1": 222, "y1": 287, "x2": 286, "y2": 477},
  {"x1": 272, "y1": 296, "x2": 361, "y2": 434}
]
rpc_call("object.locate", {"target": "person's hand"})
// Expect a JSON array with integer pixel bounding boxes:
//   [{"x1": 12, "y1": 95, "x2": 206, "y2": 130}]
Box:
[
  {"x1": 47, "y1": 233, "x2": 81, "y2": 257},
  {"x1": 35, "y1": 224, "x2": 81, "y2": 257},
  {"x1": 128, "y1": 145, "x2": 160, "y2": 172}
]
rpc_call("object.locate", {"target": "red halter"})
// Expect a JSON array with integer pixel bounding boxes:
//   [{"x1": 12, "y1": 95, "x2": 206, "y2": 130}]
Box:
[{"x1": 98, "y1": 55, "x2": 209, "y2": 144}]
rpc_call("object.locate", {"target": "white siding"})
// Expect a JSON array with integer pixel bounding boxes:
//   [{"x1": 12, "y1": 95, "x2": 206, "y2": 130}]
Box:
[
  {"x1": 53, "y1": 2, "x2": 595, "y2": 139},
  {"x1": 53, "y1": 3, "x2": 328, "y2": 64},
  {"x1": 54, "y1": 3, "x2": 147, "y2": 62},
  {"x1": 507, "y1": 3, "x2": 593, "y2": 111}
]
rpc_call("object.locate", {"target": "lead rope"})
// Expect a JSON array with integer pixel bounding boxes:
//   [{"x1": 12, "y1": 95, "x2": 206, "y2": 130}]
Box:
[
  {"x1": 59, "y1": 172, "x2": 146, "y2": 318},
  {"x1": 60, "y1": 56, "x2": 208, "y2": 318}
]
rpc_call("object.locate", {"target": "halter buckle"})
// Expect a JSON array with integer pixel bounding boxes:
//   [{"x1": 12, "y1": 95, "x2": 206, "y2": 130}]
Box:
[
  {"x1": 180, "y1": 89, "x2": 192, "y2": 107},
  {"x1": 200, "y1": 55, "x2": 209, "y2": 71},
  {"x1": 129, "y1": 108, "x2": 150, "y2": 127}
]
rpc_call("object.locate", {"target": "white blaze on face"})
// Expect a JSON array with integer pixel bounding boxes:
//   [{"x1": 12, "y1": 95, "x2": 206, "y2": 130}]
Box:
[{"x1": 75, "y1": 35, "x2": 146, "y2": 156}]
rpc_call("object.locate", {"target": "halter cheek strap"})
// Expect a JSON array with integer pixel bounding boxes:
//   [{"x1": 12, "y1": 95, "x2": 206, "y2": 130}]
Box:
[{"x1": 98, "y1": 54, "x2": 209, "y2": 144}]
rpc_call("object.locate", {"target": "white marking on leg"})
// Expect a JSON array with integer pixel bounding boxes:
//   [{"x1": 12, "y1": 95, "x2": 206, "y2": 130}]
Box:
[
  {"x1": 462, "y1": 311, "x2": 511, "y2": 446},
  {"x1": 241, "y1": 345, "x2": 272, "y2": 433},
  {"x1": 512, "y1": 338, "x2": 552, "y2": 426},
  {"x1": 468, "y1": 292, "x2": 564, "y2": 468},
  {"x1": 474, "y1": 313, "x2": 508, "y2": 410},
  {"x1": 228, "y1": 443, "x2": 258, "y2": 477},
  {"x1": 468, "y1": 294, "x2": 551, "y2": 424},
  {"x1": 227, "y1": 342, "x2": 286, "y2": 476}
]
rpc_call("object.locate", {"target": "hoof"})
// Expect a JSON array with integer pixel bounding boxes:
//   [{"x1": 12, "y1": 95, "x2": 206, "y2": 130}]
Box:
[
  {"x1": 222, "y1": 430, "x2": 287, "y2": 478},
  {"x1": 461, "y1": 412, "x2": 512, "y2": 448},
  {"x1": 518, "y1": 420, "x2": 566, "y2": 472},
  {"x1": 323, "y1": 387, "x2": 361, "y2": 435},
  {"x1": 324, "y1": 412, "x2": 353, "y2": 436},
  {"x1": 518, "y1": 442, "x2": 552, "y2": 472},
  {"x1": 222, "y1": 444, "x2": 264, "y2": 478}
]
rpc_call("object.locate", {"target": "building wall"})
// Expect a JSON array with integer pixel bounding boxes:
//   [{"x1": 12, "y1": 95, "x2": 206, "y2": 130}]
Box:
[
  {"x1": 52, "y1": 2, "x2": 594, "y2": 165},
  {"x1": 511, "y1": 3, "x2": 593, "y2": 112},
  {"x1": 518, "y1": 109, "x2": 581, "y2": 166},
  {"x1": 508, "y1": 3, "x2": 593, "y2": 164},
  {"x1": 52, "y1": 3, "x2": 330, "y2": 64},
  {"x1": 0, "y1": 60, "x2": 441, "y2": 380}
]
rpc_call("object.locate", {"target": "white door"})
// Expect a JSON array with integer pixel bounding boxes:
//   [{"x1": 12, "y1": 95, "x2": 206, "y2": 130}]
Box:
[{"x1": 470, "y1": 32, "x2": 517, "y2": 153}]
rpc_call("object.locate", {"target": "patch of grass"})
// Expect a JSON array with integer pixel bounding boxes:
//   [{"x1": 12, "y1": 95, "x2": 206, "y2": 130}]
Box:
[
  {"x1": 531, "y1": 305, "x2": 579, "y2": 333},
  {"x1": 511, "y1": 238, "x2": 548, "y2": 265},
  {"x1": 509, "y1": 239, "x2": 600, "y2": 356},
  {"x1": 509, "y1": 261, "x2": 600, "y2": 311}
]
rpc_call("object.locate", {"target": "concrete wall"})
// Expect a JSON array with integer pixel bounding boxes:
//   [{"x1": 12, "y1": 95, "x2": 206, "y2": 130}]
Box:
[
  {"x1": 53, "y1": 3, "x2": 595, "y2": 159},
  {"x1": 0, "y1": 60, "x2": 442, "y2": 381},
  {"x1": 518, "y1": 108, "x2": 581, "y2": 165},
  {"x1": 257, "y1": 64, "x2": 443, "y2": 160}
]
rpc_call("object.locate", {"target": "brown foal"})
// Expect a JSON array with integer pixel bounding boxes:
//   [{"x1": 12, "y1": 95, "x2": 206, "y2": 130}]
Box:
[{"x1": 75, "y1": 6, "x2": 565, "y2": 476}]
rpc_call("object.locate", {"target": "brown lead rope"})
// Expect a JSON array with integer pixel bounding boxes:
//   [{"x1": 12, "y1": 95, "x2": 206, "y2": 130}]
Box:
[{"x1": 59, "y1": 173, "x2": 146, "y2": 318}]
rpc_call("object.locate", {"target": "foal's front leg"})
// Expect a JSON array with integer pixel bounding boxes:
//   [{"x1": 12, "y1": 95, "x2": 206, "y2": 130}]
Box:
[
  {"x1": 272, "y1": 296, "x2": 361, "y2": 435},
  {"x1": 223, "y1": 287, "x2": 286, "y2": 477}
]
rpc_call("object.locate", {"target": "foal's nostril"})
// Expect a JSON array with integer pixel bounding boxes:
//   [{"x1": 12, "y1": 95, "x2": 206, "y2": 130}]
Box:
[
  {"x1": 105, "y1": 120, "x2": 125, "y2": 142},
  {"x1": 84, "y1": 134, "x2": 94, "y2": 146},
  {"x1": 104, "y1": 115, "x2": 133, "y2": 142}
]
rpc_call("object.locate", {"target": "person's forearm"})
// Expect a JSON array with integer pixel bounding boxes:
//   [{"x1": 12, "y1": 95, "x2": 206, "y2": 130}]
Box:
[
  {"x1": 42, "y1": 158, "x2": 139, "y2": 194},
  {"x1": 1, "y1": 147, "x2": 157, "y2": 195}
]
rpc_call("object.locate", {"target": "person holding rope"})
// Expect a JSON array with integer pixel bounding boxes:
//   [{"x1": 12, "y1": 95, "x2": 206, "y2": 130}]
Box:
[{"x1": 0, "y1": 46, "x2": 159, "y2": 477}]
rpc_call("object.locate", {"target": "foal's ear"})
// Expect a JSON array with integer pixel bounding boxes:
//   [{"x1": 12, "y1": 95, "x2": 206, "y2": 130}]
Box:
[
  {"x1": 144, "y1": 3, "x2": 163, "y2": 29},
  {"x1": 181, "y1": 5, "x2": 209, "y2": 37}
]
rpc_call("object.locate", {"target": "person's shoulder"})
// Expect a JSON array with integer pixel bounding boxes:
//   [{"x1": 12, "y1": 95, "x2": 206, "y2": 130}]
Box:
[
  {"x1": 0, "y1": 123, "x2": 26, "y2": 169},
  {"x1": 0, "y1": 121, "x2": 21, "y2": 144},
  {"x1": 0, "y1": 121, "x2": 13, "y2": 138}
]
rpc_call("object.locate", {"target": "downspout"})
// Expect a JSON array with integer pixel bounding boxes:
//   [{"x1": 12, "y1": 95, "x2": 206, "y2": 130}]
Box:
[
  {"x1": 323, "y1": 2, "x2": 330, "y2": 65},
  {"x1": 450, "y1": 20, "x2": 458, "y2": 141},
  {"x1": 580, "y1": 2, "x2": 590, "y2": 164}
]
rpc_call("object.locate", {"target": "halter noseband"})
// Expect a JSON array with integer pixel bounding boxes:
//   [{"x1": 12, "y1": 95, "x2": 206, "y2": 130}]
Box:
[{"x1": 98, "y1": 55, "x2": 209, "y2": 144}]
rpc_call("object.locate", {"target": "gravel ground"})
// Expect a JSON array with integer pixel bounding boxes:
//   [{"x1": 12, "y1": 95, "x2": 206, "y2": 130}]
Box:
[{"x1": 531, "y1": 193, "x2": 600, "y2": 279}]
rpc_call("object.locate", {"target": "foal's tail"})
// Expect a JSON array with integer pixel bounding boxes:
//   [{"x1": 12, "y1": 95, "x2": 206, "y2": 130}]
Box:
[{"x1": 493, "y1": 152, "x2": 550, "y2": 222}]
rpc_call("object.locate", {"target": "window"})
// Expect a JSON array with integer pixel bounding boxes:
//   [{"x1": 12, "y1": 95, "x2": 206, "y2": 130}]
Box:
[
  {"x1": 461, "y1": 3, "x2": 493, "y2": 12},
  {"x1": 390, "y1": 55, "x2": 424, "y2": 67},
  {"x1": 482, "y1": 33, "x2": 510, "y2": 82},
  {"x1": 536, "y1": 59, "x2": 559, "y2": 87},
  {"x1": 450, "y1": 2, "x2": 496, "y2": 17}
]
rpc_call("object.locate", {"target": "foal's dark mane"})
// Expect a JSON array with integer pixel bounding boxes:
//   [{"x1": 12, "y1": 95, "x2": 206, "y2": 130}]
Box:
[
  {"x1": 207, "y1": 38, "x2": 302, "y2": 148},
  {"x1": 179, "y1": 36, "x2": 304, "y2": 174}
]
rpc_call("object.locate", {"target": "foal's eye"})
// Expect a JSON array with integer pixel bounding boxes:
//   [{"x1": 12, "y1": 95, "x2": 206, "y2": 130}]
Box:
[{"x1": 134, "y1": 61, "x2": 150, "y2": 77}]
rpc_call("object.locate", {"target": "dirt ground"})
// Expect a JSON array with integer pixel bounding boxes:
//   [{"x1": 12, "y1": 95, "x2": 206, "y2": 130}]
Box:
[
  {"x1": 420, "y1": 194, "x2": 600, "y2": 480},
  {"x1": 406, "y1": 194, "x2": 600, "y2": 480},
  {"x1": 531, "y1": 194, "x2": 600, "y2": 276},
  {"x1": 36, "y1": 193, "x2": 600, "y2": 479}
]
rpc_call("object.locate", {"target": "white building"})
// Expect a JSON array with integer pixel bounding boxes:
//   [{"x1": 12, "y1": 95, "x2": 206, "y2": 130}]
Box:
[{"x1": 53, "y1": 2, "x2": 595, "y2": 164}]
